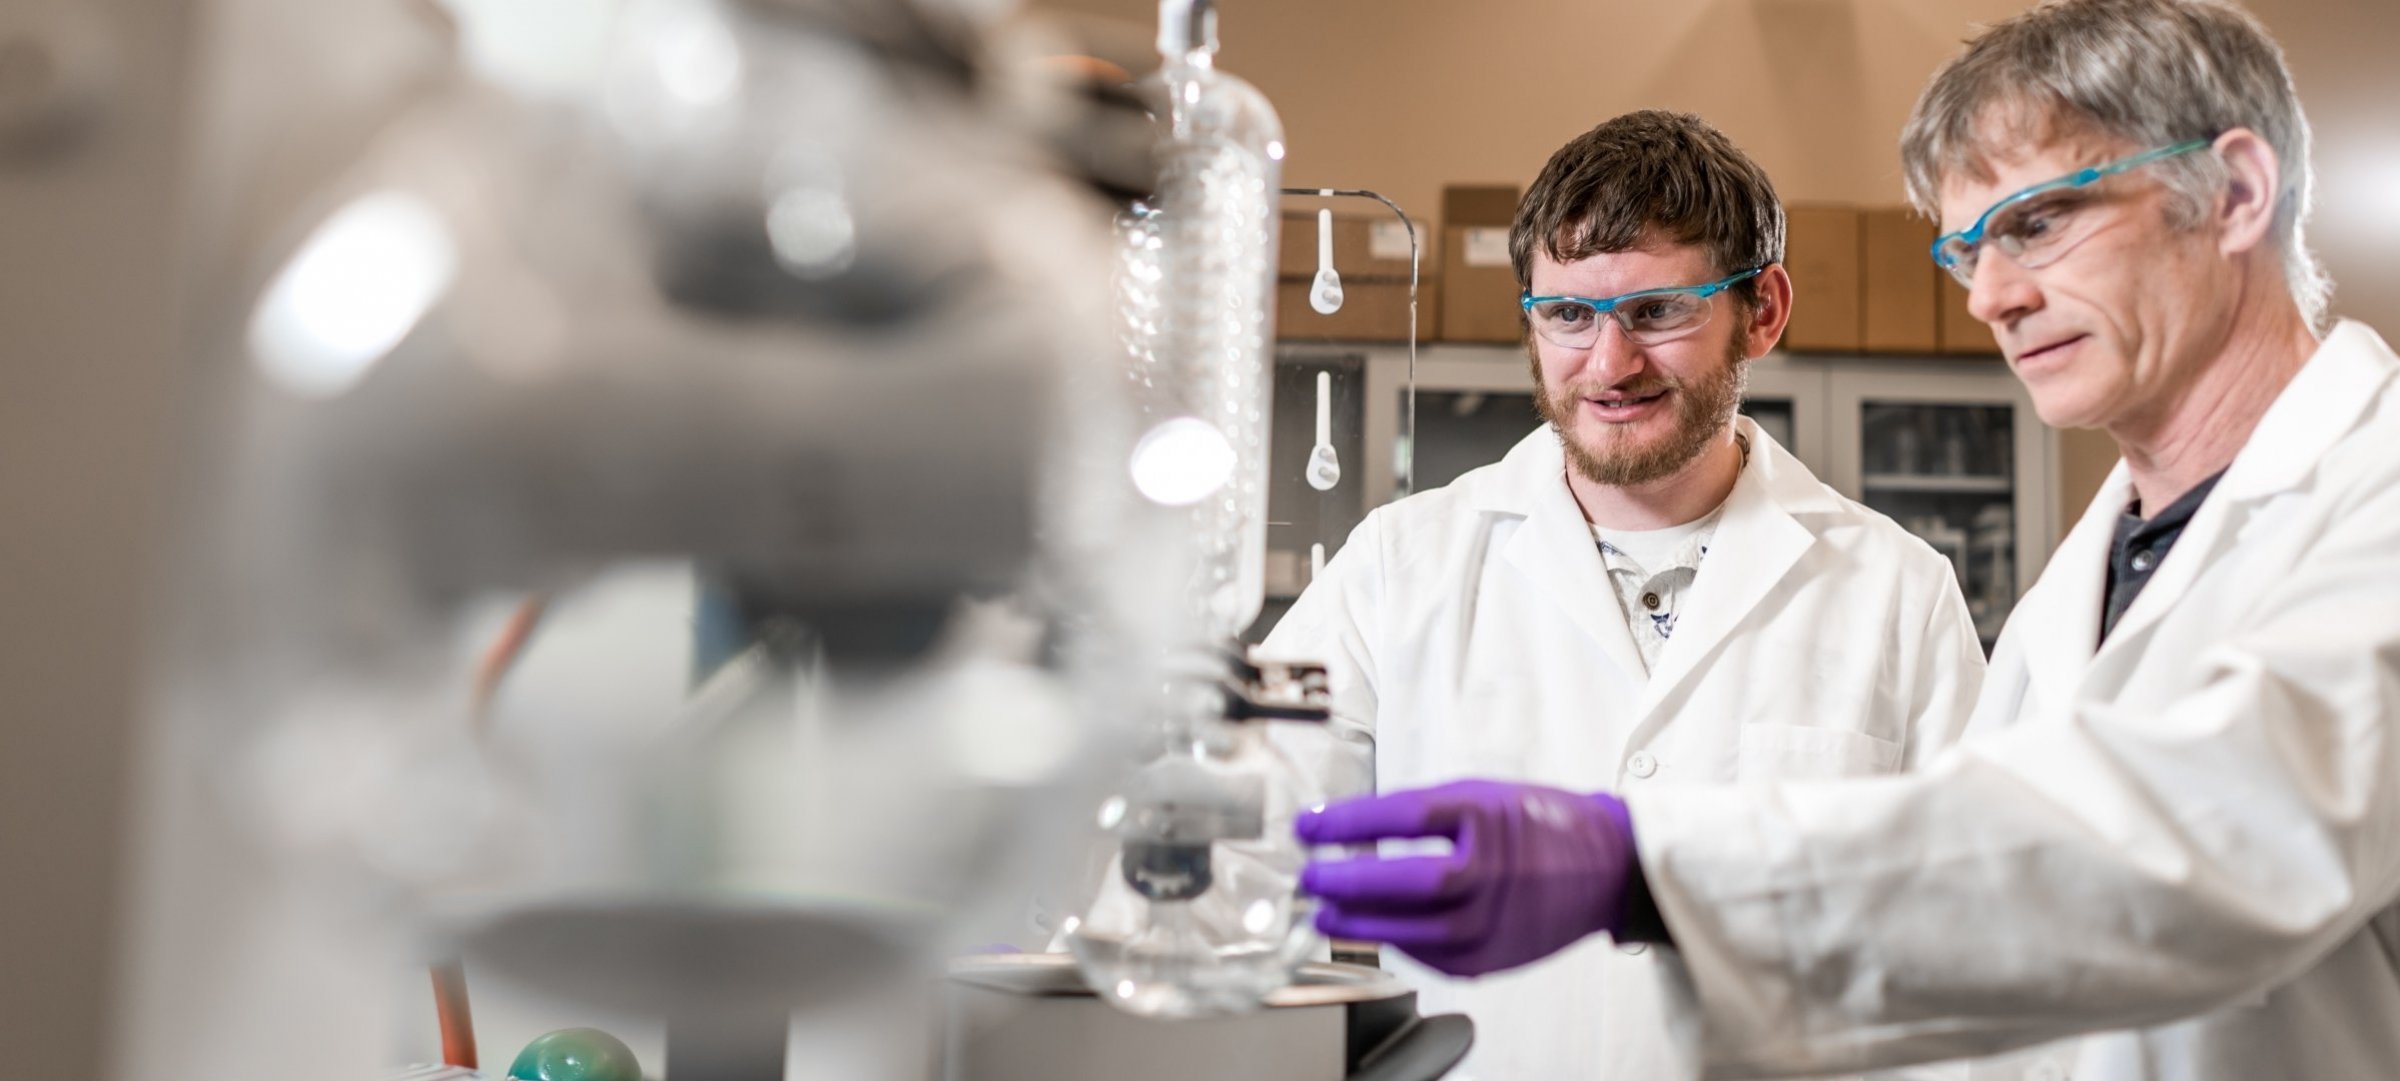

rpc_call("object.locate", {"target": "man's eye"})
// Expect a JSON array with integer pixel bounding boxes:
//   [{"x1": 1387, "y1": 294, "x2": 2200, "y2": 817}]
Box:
[
  {"x1": 2001, "y1": 202, "x2": 2075, "y2": 245},
  {"x1": 1631, "y1": 299, "x2": 1677, "y2": 322},
  {"x1": 1551, "y1": 304, "x2": 1594, "y2": 325}
]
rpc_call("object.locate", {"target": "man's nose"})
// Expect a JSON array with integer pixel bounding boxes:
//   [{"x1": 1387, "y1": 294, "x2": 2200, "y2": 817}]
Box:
[
  {"x1": 1965, "y1": 247, "x2": 2042, "y2": 330},
  {"x1": 1584, "y1": 317, "x2": 1648, "y2": 385}
]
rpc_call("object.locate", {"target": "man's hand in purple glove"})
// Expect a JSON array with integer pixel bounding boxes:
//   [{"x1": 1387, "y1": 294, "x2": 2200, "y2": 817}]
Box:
[{"x1": 1294, "y1": 779, "x2": 1637, "y2": 977}]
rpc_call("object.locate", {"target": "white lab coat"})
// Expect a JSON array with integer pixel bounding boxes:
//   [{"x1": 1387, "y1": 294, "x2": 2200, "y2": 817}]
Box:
[
  {"x1": 1629, "y1": 320, "x2": 2400, "y2": 1081},
  {"x1": 1260, "y1": 416, "x2": 1987, "y2": 1080}
]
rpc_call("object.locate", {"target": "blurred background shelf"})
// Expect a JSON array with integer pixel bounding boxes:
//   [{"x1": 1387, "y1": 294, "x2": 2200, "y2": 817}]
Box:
[{"x1": 1862, "y1": 474, "x2": 2014, "y2": 494}]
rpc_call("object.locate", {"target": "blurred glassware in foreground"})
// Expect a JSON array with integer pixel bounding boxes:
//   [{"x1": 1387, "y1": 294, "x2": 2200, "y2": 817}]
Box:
[
  {"x1": 1063, "y1": 0, "x2": 1319, "y2": 1019},
  {"x1": 158, "y1": 0, "x2": 1180, "y2": 1075},
  {"x1": 1113, "y1": 0, "x2": 1284, "y2": 643},
  {"x1": 1063, "y1": 652, "x2": 1334, "y2": 1018}
]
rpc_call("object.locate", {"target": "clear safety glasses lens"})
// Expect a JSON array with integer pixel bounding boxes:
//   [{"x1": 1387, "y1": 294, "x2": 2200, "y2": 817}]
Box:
[
  {"x1": 1935, "y1": 236, "x2": 1980, "y2": 288},
  {"x1": 1527, "y1": 292, "x2": 1713, "y2": 349},
  {"x1": 1946, "y1": 197, "x2": 2113, "y2": 288},
  {"x1": 1935, "y1": 135, "x2": 2215, "y2": 287}
]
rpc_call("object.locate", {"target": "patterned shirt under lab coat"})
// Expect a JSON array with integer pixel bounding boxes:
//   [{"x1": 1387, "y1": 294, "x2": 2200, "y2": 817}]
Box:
[
  {"x1": 1260, "y1": 417, "x2": 1989, "y2": 1080},
  {"x1": 1594, "y1": 499, "x2": 1724, "y2": 673}
]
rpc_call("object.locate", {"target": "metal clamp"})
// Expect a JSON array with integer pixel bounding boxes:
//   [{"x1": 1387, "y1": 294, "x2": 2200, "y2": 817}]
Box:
[{"x1": 1221, "y1": 650, "x2": 1332, "y2": 723}]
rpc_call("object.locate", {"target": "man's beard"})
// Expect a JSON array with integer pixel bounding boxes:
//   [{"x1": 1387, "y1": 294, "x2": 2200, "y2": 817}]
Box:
[{"x1": 1531, "y1": 333, "x2": 1750, "y2": 487}]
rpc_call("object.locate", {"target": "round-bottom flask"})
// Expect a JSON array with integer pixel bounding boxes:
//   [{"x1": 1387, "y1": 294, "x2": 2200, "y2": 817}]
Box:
[{"x1": 1065, "y1": 706, "x2": 1322, "y2": 1017}]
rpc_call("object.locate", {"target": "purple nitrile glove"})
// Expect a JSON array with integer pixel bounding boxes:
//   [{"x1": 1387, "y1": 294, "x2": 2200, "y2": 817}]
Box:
[{"x1": 1294, "y1": 779, "x2": 1636, "y2": 977}]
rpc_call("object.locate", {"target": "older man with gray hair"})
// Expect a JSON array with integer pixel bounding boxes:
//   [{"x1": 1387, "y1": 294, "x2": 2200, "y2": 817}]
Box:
[{"x1": 1294, "y1": 1, "x2": 2400, "y2": 1077}]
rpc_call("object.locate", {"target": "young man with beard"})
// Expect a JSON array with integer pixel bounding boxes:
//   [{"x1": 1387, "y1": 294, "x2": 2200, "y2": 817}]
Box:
[{"x1": 1258, "y1": 110, "x2": 1985, "y2": 1080}]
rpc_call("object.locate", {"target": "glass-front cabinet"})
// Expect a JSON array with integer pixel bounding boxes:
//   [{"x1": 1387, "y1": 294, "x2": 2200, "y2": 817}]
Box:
[
  {"x1": 1349, "y1": 348, "x2": 1833, "y2": 493},
  {"x1": 1824, "y1": 363, "x2": 2053, "y2": 650},
  {"x1": 1260, "y1": 343, "x2": 2057, "y2": 650},
  {"x1": 1734, "y1": 359, "x2": 1828, "y2": 467},
  {"x1": 1253, "y1": 353, "x2": 1373, "y2": 640}
]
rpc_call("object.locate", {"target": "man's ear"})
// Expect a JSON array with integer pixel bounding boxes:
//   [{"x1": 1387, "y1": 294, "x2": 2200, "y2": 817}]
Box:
[
  {"x1": 1745, "y1": 263, "x2": 1795, "y2": 359},
  {"x1": 2211, "y1": 128, "x2": 2281, "y2": 258}
]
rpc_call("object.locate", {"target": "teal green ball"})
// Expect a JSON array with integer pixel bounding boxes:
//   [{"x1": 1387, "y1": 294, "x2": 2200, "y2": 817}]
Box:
[{"x1": 506, "y1": 1027, "x2": 642, "y2": 1081}]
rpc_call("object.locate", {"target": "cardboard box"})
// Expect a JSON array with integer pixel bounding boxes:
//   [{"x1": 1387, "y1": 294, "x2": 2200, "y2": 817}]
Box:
[
  {"x1": 1939, "y1": 276, "x2": 2002, "y2": 355},
  {"x1": 1277, "y1": 212, "x2": 1426, "y2": 280},
  {"x1": 1861, "y1": 207, "x2": 1941, "y2": 353},
  {"x1": 1442, "y1": 185, "x2": 1522, "y2": 226},
  {"x1": 1440, "y1": 226, "x2": 1521, "y2": 342},
  {"x1": 1274, "y1": 277, "x2": 1436, "y2": 343},
  {"x1": 1781, "y1": 205, "x2": 1862, "y2": 352},
  {"x1": 1438, "y1": 184, "x2": 1524, "y2": 343}
]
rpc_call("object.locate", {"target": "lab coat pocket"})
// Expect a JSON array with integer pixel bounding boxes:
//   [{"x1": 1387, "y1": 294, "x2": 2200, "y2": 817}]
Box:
[{"x1": 1735, "y1": 723, "x2": 1903, "y2": 781}]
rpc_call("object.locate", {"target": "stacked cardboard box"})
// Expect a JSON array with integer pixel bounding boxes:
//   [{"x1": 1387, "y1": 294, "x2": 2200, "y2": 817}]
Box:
[
  {"x1": 1273, "y1": 211, "x2": 1432, "y2": 342},
  {"x1": 1438, "y1": 185, "x2": 1524, "y2": 343},
  {"x1": 1862, "y1": 207, "x2": 1941, "y2": 353},
  {"x1": 1783, "y1": 205, "x2": 1863, "y2": 352},
  {"x1": 1939, "y1": 276, "x2": 2001, "y2": 355},
  {"x1": 1269, "y1": 190, "x2": 2002, "y2": 356},
  {"x1": 1779, "y1": 204, "x2": 1999, "y2": 356}
]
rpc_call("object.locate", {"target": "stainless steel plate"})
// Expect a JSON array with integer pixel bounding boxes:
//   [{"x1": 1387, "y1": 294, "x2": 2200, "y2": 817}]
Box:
[{"x1": 947, "y1": 951, "x2": 1410, "y2": 1008}]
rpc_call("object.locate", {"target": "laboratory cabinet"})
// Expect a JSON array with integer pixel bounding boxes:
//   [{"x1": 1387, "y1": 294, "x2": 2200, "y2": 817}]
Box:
[
  {"x1": 1822, "y1": 361, "x2": 2055, "y2": 647},
  {"x1": 1256, "y1": 343, "x2": 2055, "y2": 650}
]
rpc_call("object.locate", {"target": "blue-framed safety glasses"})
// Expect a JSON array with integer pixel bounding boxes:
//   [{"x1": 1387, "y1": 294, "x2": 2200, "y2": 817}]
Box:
[
  {"x1": 1931, "y1": 137, "x2": 2215, "y2": 287},
  {"x1": 1520, "y1": 266, "x2": 1762, "y2": 349}
]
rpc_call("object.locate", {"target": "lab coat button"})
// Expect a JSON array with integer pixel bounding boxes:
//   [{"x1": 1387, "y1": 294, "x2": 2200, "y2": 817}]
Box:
[
  {"x1": 1626, "y1": 751, "x2": 1658, "y2": 778},
  {"x1": 1618, "y1": 942, "x2": 1649, "y2": 955},
  {"x1": 1641, "y1": 591, "x2": 1661, "y2": 610},
  {"x1": 2130, "y1": 549, "x2": 2155, "y2": 573}
]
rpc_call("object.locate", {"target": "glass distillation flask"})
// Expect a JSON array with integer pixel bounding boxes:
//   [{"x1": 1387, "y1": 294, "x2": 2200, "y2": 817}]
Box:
[
  {"x1": 1064, "y1": 652, "x2": 1336, "y2": 1018},
  {"x1": 1066, "y1": 0, "x2": 1335, "y2": 1019}
]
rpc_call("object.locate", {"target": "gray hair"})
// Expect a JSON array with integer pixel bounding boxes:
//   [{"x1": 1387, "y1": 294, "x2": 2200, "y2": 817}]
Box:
[{"x1": 1899, "y1": 0, "x2": 2331, "y2": 329}]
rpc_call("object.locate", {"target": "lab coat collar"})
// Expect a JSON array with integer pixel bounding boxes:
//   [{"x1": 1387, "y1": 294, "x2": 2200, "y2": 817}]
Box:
[
  {"x1": 2013, "y1": 319, "x2": 2398, "y2": 696},
  {"x1": 2097, "y1": 319, "x2": 2398, "y2": 654},
  {"x1": 1469, "y1": 415, "x2": 1849, "y2": 519},
  {"x1": 1638, "y1": 419, "x2": 1824, "y2": 717},
  {"x1": 1490, "y1": 429, "x2": 1652, "y2": 684},
  {"x1": 1469, "y1": 425, "x2": 1571, "y2": 516},
  {"x1": 2211, "y1": 320, "x2": 2395, "y2": 503},
  {"x1": 1482, "y1": 418, "x2": 1831, "y2": 705},
  {"x1": 2013, "y1": 467, "x2": 2120, "y2": 713}
]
